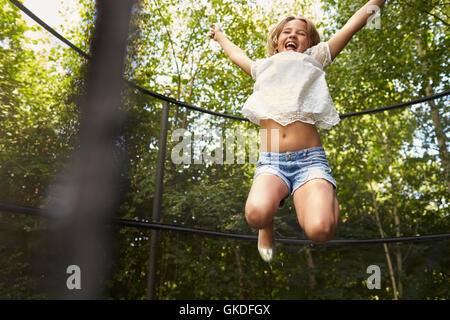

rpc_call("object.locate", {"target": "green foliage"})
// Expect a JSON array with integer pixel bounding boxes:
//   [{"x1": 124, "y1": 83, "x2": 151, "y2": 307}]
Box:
[{"x1": 0, "y1": 0, "x2": 448, "y2": 299}]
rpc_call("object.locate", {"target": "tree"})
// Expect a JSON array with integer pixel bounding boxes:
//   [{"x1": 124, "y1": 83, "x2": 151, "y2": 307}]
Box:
[{"x1": 1, "y1": 0, "x2": 448, "y2": 299}]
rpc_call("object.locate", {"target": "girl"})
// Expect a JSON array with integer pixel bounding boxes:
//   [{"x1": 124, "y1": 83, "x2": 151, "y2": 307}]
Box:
[{"x1": 209, "y1": 0, "x2": 387, "y2": 263}]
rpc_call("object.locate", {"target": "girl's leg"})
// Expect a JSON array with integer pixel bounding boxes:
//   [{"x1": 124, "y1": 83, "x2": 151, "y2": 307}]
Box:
[
  {"x1": 292, "y1": 178, "x2": 339, "y2": 243},
  {"x1": 245, "y1": 173, "x2": 289, "y2": 247}
]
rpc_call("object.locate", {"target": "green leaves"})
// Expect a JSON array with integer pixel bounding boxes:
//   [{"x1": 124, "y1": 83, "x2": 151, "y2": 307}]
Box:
[{"x1": 1, "y1": 0, "x2": 448, "y2": 299}]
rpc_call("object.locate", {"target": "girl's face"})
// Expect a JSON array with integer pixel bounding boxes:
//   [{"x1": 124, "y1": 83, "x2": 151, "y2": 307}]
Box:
[{"x1": 276, "y1": 19, "x2": 309, "y2": 54}]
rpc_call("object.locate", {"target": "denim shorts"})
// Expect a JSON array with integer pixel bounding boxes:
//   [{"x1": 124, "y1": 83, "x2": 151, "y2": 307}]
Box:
[{"x1": 253, "y1": 146, "x2": 337, "y2": 208}]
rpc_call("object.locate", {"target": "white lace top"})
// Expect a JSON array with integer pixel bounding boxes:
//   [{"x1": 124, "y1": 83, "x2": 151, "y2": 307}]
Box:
[{"x1": 242, "y1": 41, "x2": 340, "y2": 129}]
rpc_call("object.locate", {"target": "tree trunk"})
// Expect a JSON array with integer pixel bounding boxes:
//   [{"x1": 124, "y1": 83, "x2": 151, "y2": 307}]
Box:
[
  {"x1": 425, "y1": 85, "x2": 449, "y2": 195},
  {"x1": 360, "y1": 151, "x2": 399, "y2": 300},
  {"x1": 367, "y1": 177, "x2": 399, "y2": 300},
  {"x1": 414, "y1": 32, "x2": 450, "y2": 195},
  {"x1": 304, "y1": 248, "x2": 316, "y2": 299},
  {"x1": 377, "y1": 123, "x2": 403, "y2": 298},
  {"x1": 230, "y1": 244, "x2": 245, "y2": 299},
  {"x1": 181, "y1": 64, "x2": 200, "y2": 130}
]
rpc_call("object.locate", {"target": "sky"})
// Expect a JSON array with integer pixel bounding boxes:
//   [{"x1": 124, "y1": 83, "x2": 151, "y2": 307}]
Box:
[
  {"x1": 17, "y1": 0, "x2": 328, "y2": 52},
  {"x1": 20, "y1": 0, "x2": 81, "y2": 51},
  {"x1": 22, "y1": 0, "x2": 75, "y2": 27}
]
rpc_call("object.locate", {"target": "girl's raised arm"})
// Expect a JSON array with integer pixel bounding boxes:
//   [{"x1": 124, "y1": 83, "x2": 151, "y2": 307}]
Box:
[
  {"x1": 328, "y1": 0, "x2": 387, "y2": 61},
  {"x1": 209, "y1": 24, "x2": 253, "y2": 77}
]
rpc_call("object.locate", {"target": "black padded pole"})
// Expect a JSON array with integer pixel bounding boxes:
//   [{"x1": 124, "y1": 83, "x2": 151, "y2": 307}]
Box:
[{"x1": 46, "y1": 0, "x2": 133, "y2": 299}]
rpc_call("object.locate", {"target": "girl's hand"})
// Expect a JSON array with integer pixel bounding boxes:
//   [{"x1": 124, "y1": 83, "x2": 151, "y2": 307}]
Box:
[{"x1": 209, "y1": 24, "x2": 224, "y2": 41}]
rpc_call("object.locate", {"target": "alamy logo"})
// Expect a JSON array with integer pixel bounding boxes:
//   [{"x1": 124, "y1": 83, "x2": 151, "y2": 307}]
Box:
[
  {"x1": 66, "y1": 265, "x2": 81, "y2": 290},
  {"x1": 366, "y1": 5, "x2": 381, "y2": 30},
  {"x1": 366, "y1": 265, "x2": 381, "y2": 290},
  {"x1": 346, "y1": 3, "x2": 382, "y2": 30},
  {"x1": 170, "y1": 128, "x2": 277, "y2": 165}
]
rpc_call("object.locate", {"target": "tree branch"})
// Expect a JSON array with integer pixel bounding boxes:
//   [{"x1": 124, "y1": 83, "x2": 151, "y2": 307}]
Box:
[{"x1": 403, "y1": 0, "x2": 450, "y2": 27}]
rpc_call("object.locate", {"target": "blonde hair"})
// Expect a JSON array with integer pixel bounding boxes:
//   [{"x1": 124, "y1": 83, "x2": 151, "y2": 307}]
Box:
[{"x1": 267, "y1": 16, "x2": 321, "y2": 56}]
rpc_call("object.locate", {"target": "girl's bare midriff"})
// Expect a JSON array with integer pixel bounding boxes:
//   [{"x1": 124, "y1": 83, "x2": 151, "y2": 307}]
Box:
[{"x1": 259, "y1": 119, "x2": 322, "y2": 153}]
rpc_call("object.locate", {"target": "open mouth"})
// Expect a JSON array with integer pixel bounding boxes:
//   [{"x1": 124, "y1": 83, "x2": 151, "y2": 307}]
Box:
[{"x1": 284, "y1": 41, "x2": 297, "y2": 51}]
